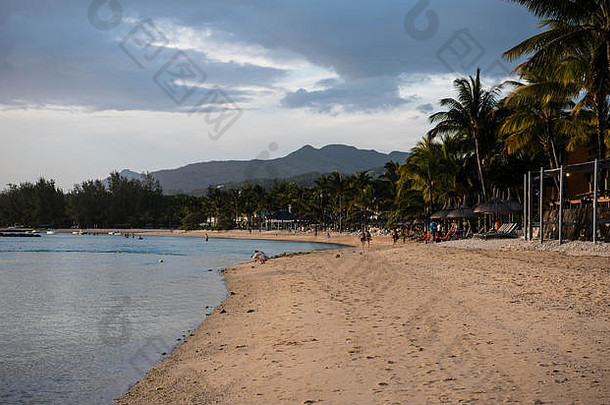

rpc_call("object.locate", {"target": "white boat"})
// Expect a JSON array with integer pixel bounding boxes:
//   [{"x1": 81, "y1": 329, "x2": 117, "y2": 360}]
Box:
[{"x1": 46, "y1": 230, "x2": 55, "y2": 235}]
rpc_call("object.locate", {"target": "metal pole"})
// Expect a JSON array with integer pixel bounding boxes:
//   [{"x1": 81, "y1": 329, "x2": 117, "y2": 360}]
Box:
[
  {"x1": 559, "y1": 165, "x2": 564, "y2": 245},
  {"x1": 527, "y1": 171, "x2": 534, "y2": 241},
  {"x1": 523, "y1": 174, "x2": 528, "y2": 240},
  {"x1": 540, "y1": 167, "x2": 544, "y2": 243},
  {"x1": 593, "y1": 159, "x2": 599, "y2": 244}
]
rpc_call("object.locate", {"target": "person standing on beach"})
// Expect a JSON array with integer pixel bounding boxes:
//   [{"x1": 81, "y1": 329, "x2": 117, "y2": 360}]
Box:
[
  {"x1": 392, "y1": 229, "x2": 399, "y2": 244},
  {"x1": 427, "y1": 221, "x2": 437, "y2": 244},
  {"x1": 359, "y1": 231, "x2": 366, "y2": 249},
  {"x1": 366, "y1": 230, "x2": 371, "y2": 246}
]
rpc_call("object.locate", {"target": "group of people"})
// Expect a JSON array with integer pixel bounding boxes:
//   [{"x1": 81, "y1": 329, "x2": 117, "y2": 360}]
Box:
[
  {"x1": 425, "y1": 220, "x2": 465, "y2": 243},
  {"x1": 359, "y1": 230, "x2": 372, "y2": 248}
]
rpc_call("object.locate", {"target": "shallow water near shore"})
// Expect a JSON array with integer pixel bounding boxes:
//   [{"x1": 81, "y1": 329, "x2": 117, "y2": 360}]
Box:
[{"x1": 0, "y1": 233, "x2": 343, "y2": 405}]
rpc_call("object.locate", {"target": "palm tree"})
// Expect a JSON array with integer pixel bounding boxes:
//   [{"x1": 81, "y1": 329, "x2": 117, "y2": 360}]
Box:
[
  {"x1": 428, "y1": 68, "x2": 501, "y2": 201},
  {"x1": 350, "y1": 171, "x2": 374, "y2": 224},
  {"x1": 504, "y1": 0, "x2": 610, "y2": 160},
  {"x1": 500, "y1": 66, "x2": 587, "y2": 170},
  {"x1": 436, "y1": 133, "x2": 472, "y2": 206},
  {"x1": 558, "y1": 42, "x2": 610, "y2": 162},
  {"x1": 327, "y1": 172, "x2": 349, "y2": 232},
  {"x1": 398, "y1": 135, "x2": 445, "y2": 211}
]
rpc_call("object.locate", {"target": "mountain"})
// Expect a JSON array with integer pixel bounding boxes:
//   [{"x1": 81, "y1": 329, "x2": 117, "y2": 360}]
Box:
[{"x1": 119, "y1": 145, "x2": 409, "y2": 194}]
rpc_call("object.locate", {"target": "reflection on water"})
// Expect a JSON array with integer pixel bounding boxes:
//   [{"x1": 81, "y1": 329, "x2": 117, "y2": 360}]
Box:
[{"x1": 0, "y1": 234, "x2": 341, "y2": 405}]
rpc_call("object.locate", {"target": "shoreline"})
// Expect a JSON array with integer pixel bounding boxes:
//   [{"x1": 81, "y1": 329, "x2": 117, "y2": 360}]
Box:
[
  {"x1": 118, "y1": 235, "x2": 610, "y2": 404},
  {"x1": 54, "y1": 228, "x2": 610, "y2": 256}
]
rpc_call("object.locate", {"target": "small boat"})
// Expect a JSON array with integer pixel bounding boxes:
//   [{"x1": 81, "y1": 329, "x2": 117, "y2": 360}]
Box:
[{"x1": 46, "y1": 230, "x2": 55, "y2": 235}]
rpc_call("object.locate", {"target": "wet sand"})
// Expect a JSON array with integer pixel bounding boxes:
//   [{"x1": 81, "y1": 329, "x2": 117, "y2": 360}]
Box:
[{"x1": 118, "y1": 237, "x2": 610, "y2": 404}]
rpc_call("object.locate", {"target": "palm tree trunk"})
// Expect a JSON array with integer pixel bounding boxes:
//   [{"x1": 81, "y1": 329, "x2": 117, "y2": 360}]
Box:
[
  {"x1": 547, "y1": 153, "x2": 561, "y2": 192},
  {"x1": 549, "y1": 138, "x2": 560, "y2": 170},
  {"x1": 606, "y1": 37, "x2": 610, "y2": 84},
  {"x1": 594, "y1": 93, "x2": 608, "y2": 193},
  {"x1": 595, "y1": 93, "x2": 607, "y2": 162},
  {"x1": 473, "y1": 135, "x2": 487, "y2": 201}
]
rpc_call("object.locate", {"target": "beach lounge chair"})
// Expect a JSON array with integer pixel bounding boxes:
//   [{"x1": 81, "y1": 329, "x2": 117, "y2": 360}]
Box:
[{"x1": 474, "y1": 223, "x2": 519, "y2": 240}]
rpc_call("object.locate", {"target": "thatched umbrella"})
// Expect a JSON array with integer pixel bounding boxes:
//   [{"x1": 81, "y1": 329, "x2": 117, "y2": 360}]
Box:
[
  {"x1": 430, "y1": 209, "x2": 451, "y2": 220},
  {"x1": 474, "y1": 199, "x2": 511, "y2": 214},
  {"x1": 474, "y1": 202, "x2": 489, "y2": 213},
  {"x1": 447, "y1": 205, "x2": 478, "y2": 219},
  {"x1": 504, "y1": 199, "x2": 523, "y2": 213}
]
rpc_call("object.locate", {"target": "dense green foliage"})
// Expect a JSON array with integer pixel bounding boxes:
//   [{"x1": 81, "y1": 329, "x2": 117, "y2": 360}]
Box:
[{"x1": 0, "y1": 168, "x2": 402, "y2": 230}]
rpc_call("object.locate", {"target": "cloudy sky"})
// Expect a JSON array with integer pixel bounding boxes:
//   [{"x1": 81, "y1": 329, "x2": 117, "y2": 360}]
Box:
[{"x1": 0, "y1": 0, "x2": 540, "y2": 189}]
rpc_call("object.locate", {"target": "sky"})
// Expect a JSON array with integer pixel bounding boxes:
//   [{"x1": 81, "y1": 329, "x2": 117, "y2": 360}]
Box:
[{"x1": 0, "y1": 0, "x2": 540, "y2": 189}]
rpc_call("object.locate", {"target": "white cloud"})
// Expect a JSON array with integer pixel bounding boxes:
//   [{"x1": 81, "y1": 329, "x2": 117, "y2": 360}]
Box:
[{"x1": 145, "y1": 18, "x2": 339, "y2": 90}]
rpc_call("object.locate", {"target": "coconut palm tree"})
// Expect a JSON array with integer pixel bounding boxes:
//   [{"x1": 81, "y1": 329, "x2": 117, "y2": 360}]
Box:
[
  {"x1": 398, "y1": 135, "x2": 445, "y2": 211},
  {"x1": 504, "y1": 0, "x2": 610, "y2": 160},
  {"x1": 327, "y1": 172, "x2": 349, "y2": 232},
  {"x1": 428, "y1": 68, "x2": 501, "y2": 201},
  {"x1": 349, "y1": 171, "x2": 374, "y2": 224},
  {"x1": 557, "y1": 42, "x2": 610, "y2": 162},
  {"x1": 500, "y1": 66, "x2": 588, "y2": 170}
]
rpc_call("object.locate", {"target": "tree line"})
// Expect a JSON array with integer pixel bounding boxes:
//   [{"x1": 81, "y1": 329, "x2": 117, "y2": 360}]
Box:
[
  {"x1": 1, "y1": 1, "x2": 608, "y2": 230},
  {"x1": 0, "y1": 169, "x2": 399, "y2": 230}
]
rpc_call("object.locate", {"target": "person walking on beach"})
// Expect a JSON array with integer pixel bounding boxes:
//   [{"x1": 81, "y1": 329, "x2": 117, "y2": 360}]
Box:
[
  {"x1": 366, "y1": 230, "x2": 371, "y2": 246},
  {"x1": 359, "y1": 231, "x2": 367, "y2": 249}
]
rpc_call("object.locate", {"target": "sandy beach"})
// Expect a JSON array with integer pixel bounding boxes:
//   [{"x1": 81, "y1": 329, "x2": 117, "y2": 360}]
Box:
[{"x1": 118, "y1": 236, "x2": 610, "y2": 404}]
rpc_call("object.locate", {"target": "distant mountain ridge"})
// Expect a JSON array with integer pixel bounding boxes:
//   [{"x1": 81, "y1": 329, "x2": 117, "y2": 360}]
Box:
[{"x1": 119, "y1": 144, "x2": 409, "y2": 194}]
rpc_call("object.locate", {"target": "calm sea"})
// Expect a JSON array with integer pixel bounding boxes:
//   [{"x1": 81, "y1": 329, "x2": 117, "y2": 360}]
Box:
[{"x1": 0, "y1": 233, "x2": 342, "y2": 405}]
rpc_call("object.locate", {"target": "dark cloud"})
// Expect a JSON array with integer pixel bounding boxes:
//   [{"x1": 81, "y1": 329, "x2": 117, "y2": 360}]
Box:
[
  {"x1": 416, "y1": 103, "x2": 434, "y2": 114},
  {"x1": 281, "y1": 76, "x2": 417, "y2": 113},
  {"x1": 0, "y1": 0, "x2": 539, "y2": 112}
]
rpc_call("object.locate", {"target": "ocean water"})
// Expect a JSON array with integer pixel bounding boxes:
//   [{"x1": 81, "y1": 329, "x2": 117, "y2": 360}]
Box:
[{"x1": 0, "y1": 233, "x2": 343, "y2": 405}]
